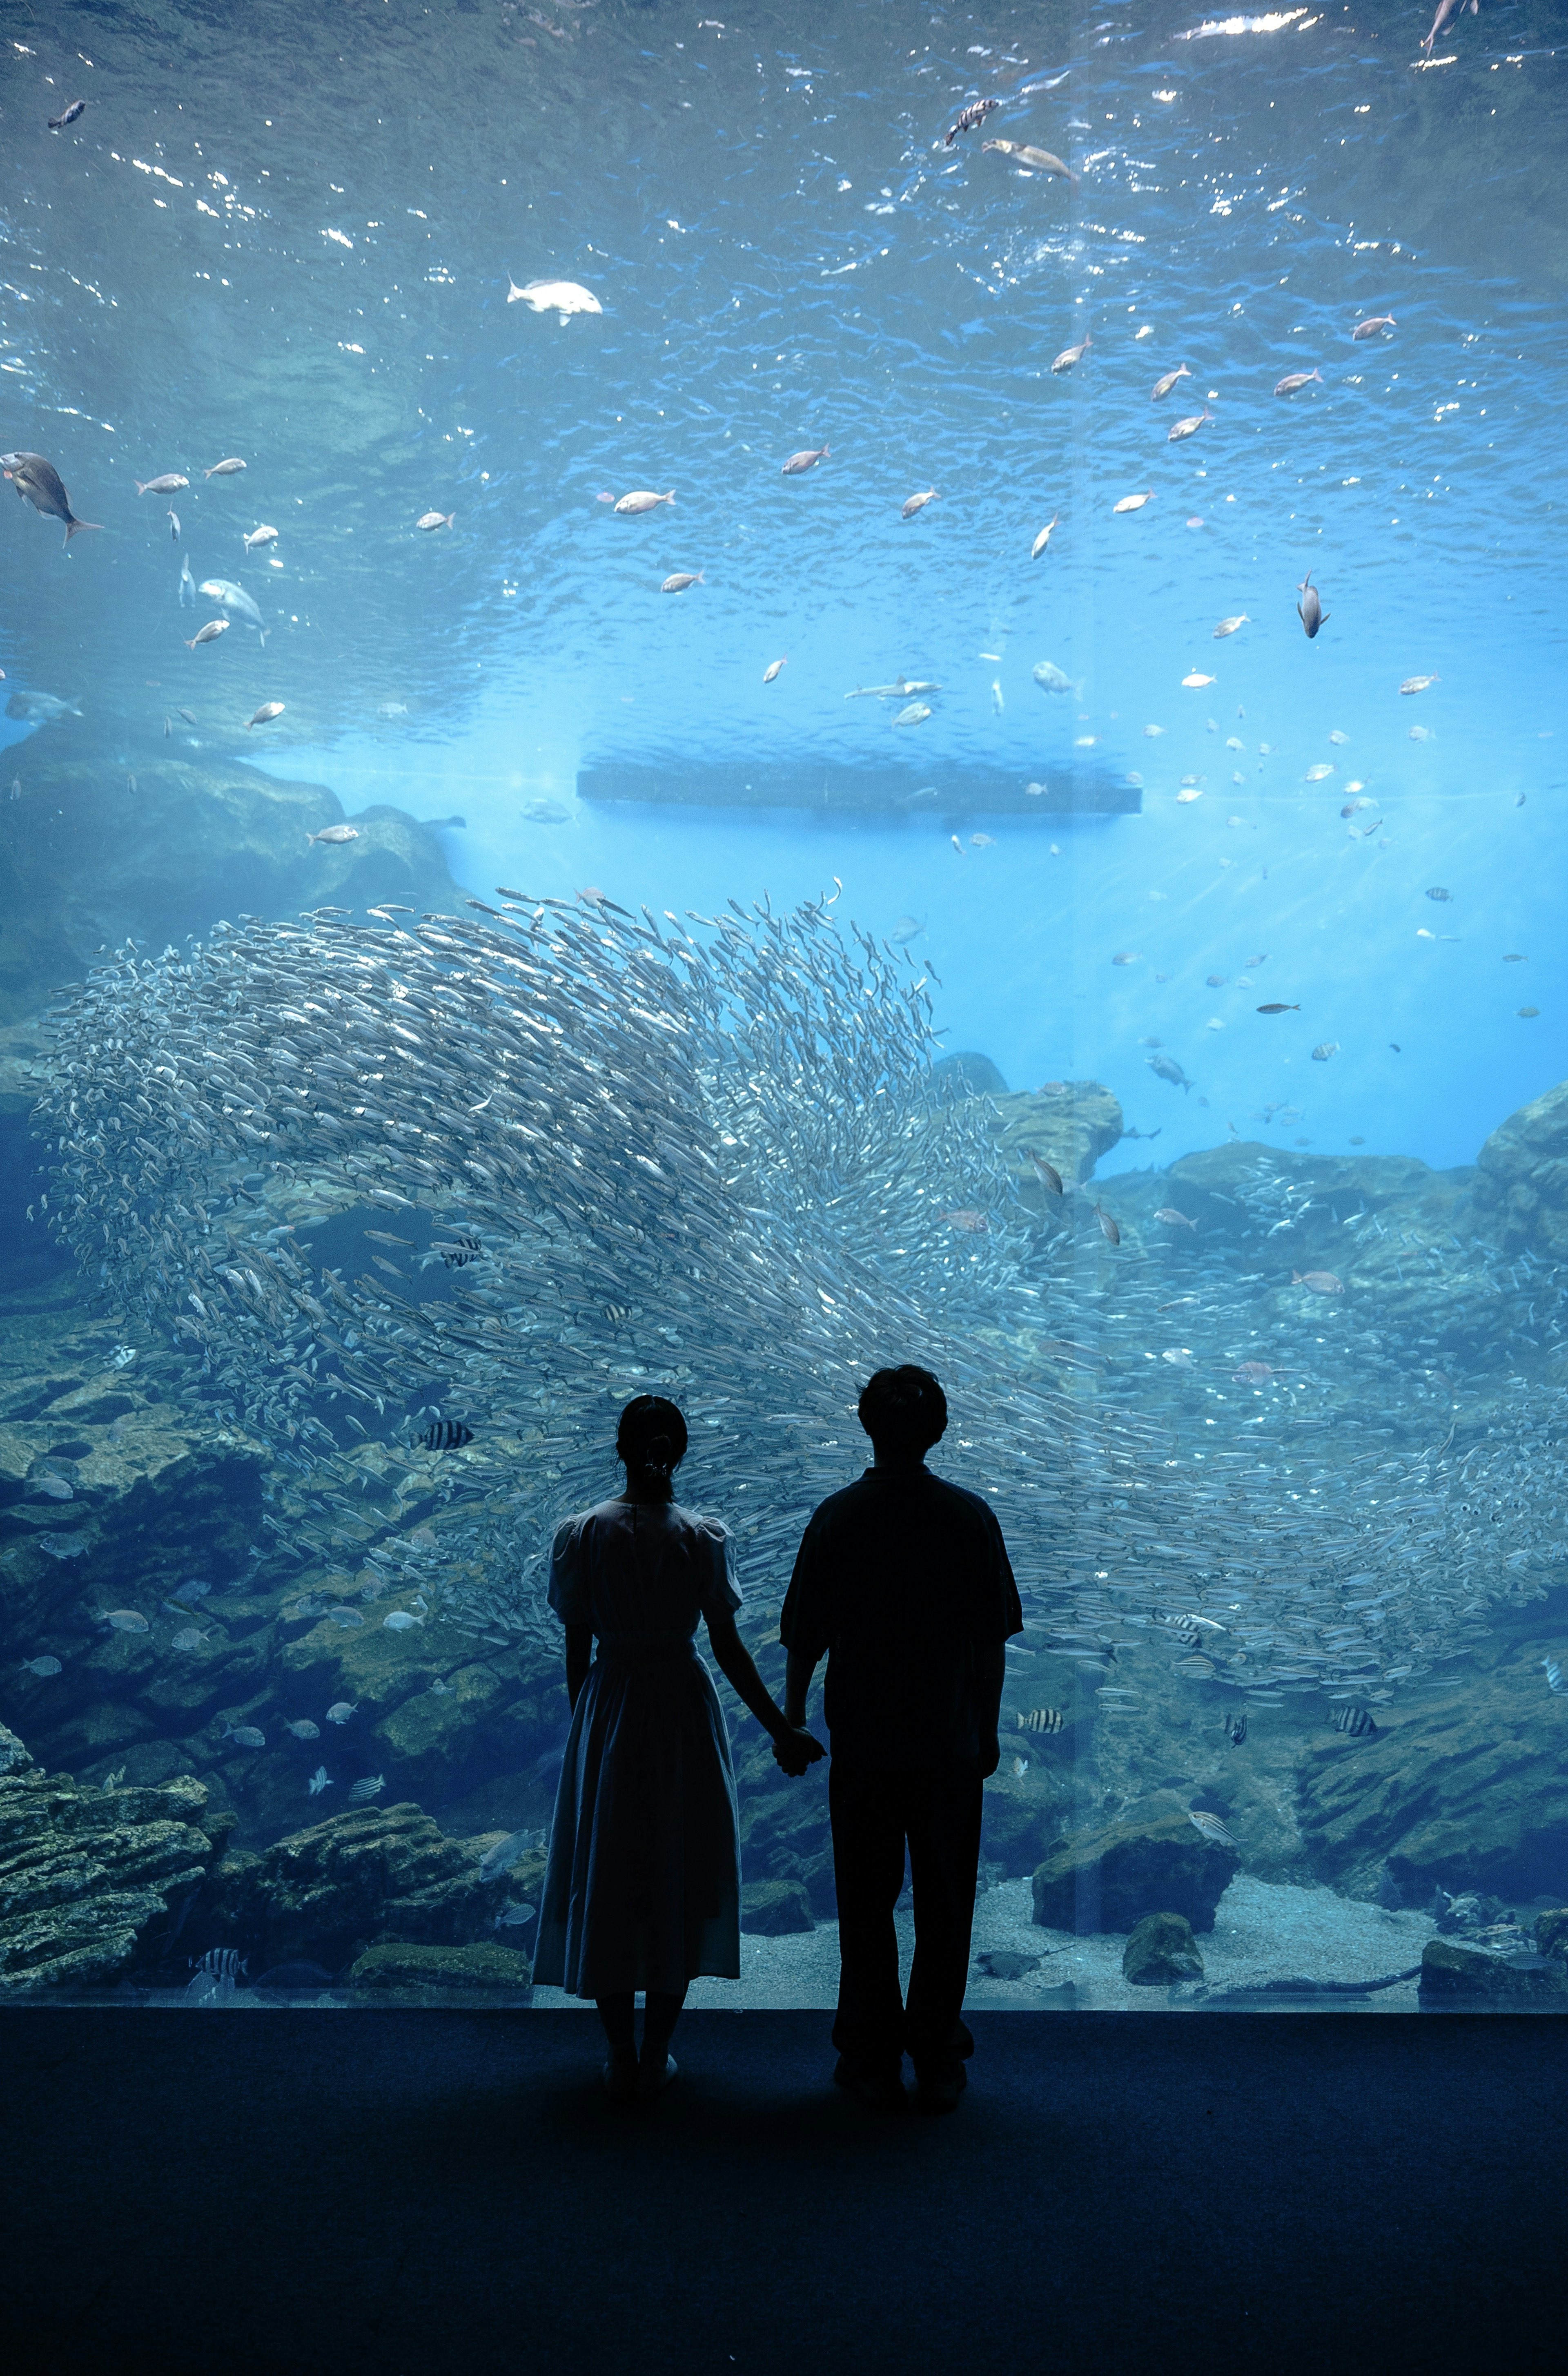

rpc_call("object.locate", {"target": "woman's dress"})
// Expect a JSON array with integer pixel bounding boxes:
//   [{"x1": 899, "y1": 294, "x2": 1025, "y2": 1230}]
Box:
[{"x1": 532, "y1": 1497, "x2": 743, "y2": 1997}]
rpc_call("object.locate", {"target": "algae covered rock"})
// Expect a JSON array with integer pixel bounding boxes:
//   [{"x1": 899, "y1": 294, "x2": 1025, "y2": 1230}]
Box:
[
  {"x1": 991, "y1": 1081, "x2": 1123, "y2": 1191},
  {"x1": 1418, "y1": 1936, "x2": 1568, "y2": 2006},
  {"x1": 740, "y1": 1877, "x2": 814, "y2": 1935},
  {"x1": 1122, "y1": 1910, "x2": 1205, "y2": 1984},
  {"x1": 1535, "y1": 1908, "x2": 1568, "y2": 1961},
  {"x1": 1472, "y1": 1078, "x2": 1568, "y2": 1256},
  {"x1": 209, "y1": 1799, "x2": 511, "y2": 1970},
  {"x1": 1031, "y1": 1795, "x2": 1240, "y2": 1934},
  {"x1": 0, "y1": 1721, "x2": 218, "y2": 1992},
  {"x1": 347, "y1": 1940, "x2": 534, "y2": 2000}
]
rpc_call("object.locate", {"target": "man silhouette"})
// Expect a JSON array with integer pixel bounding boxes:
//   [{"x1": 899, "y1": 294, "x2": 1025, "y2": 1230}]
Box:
[{"x1": 780, "y1": 1366, "x2": 1022, "y2": 2113}]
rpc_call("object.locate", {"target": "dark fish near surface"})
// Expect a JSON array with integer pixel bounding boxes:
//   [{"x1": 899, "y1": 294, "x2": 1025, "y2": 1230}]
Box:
[
  {"x1": 1353, "y1": 315, "x2": 1397, "y2": 339},
  {"x1": 1147, "y1": 1053, "x2": 1192, "y2": 1091},
  {"x1": 1, "y1": 452, "x2": 101, "y2": 545},
  {"x1": 1256, "y1": 1003, "x2": 1299, "y2": 1014},
  {"x1": 980, "y1": 138, "x2": 1078, "y2": 184},
  {"x1": 135, "y1": 473, "x2": 189, "y2": 496},
  {"x1": 946, "y1": 96, "x2": 1000, "y2": 142},
  {"x1": 1425, "y1": 886, "x2": 1452, "y2": 902},
  {"x1": 1331, "y1": 1704, "x2": 1378, "y2": 1738},
  {"x1": 1296, "y1": 572, "x2": 1328, "y2": 638},
  {"x1": 782, "y1": 446, "x2": 829, "y2": 475},
  {"x1": 1051, "y1": 335, "x2": 1092, "y2": 375},
  {"x1": 1151, "y1": 365, "x2": 1191, "y2": 400},
  {"x1": 1016, "y1": 1707, "x2": 1064, "y2": 1735},
  {"x1": 420, "y1": 1418, "x2": 474, "y2": 1451},
  {"x1": 1275, "y1": 369, "x2": 1323, "y2": 396},
  {"x1": 48, "y1": 99, "x2": 87, "y2": 130}
]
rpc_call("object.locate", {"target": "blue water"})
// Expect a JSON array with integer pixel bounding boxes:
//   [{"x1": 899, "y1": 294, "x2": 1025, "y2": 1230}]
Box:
[{"x1": 3, "y1": 0, "x2": 1566, "y2": 1164}]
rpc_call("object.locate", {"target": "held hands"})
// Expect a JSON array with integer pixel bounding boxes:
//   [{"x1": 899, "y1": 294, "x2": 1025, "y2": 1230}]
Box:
[{"x1": 771, "y1": 1723, "x2": 826, "y2": 1779}]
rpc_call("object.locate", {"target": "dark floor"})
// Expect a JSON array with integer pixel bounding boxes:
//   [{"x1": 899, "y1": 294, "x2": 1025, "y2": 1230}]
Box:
[{"x1": 4, "y1": 2009, "x2": 1565, "y2": 2376}]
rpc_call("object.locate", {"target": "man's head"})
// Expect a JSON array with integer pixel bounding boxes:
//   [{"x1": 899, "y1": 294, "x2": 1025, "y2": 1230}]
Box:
[{"x1": 857, "y1": 1365, "x2": 948, "y2": 1463}]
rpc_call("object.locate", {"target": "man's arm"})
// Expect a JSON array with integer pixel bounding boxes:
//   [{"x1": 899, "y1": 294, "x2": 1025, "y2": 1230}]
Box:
[
  {"x1": 783, "y1": 1647, "x2": 818, "y2": 1731},
  {"x1": 564, "y1": 1622, "x2": 593, "y2": 1713},
  {"x1": 973, "y1": 1638, "x2": 1005, "y2": 1778}
]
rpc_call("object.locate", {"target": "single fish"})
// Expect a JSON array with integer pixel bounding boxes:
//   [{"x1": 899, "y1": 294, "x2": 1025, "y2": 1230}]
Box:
[
  {"x1": 1274, "y1": 369, "x2": 1323, "y2": 396},
  {"x1": 177, "y1": 705, "x2": 197, "y2": 724},
  {"x1": 1015, "y1": 1708, "x2": 1064, "y2": 1735},
  {"x1": 521, "y1": 798, "x2": 572, "y2": 823},
  {"x1": 1399, "y1": 674, "x2": 1439, "y2": 694},
  {"x1": 32, "y1": 1475, "x2": 74, "y2": 1501},
  {"x1": 1410, "y1": 724, "x2": 1434, "y2": 742},
  {"x1": 326, "y1": 1701, "x2": 357, "y2": 1725},
  {"x1": 1228, "y1": 1714, "x2": 1247, "y2": 1747},
  {"x1": 416, "y1": 510, "x2": 454, "y2": 531},
  {"x1": 613, "y1": 490, "x2": 675, "y2": 515},
  {"x1": 167, "y1": 509, "x2": 181, "y2": 543},
  {"x1": 901, "y1": 488, "x2": 940, "y2": 518},
  {"x1": 1026, "y1": 1151, "x2": 1065, "y2": 1196},
  {"x1": 1353, "y1": 314, "x2": 1397, "y2": 339},
  {"x1": 1181, "y1": 674, "x2": 1215, "y2": 690},
  {"x1": 1030, "y1": 513, "x2": 1060, "y2": 560},
  {"x1": 419, "y1": 1418, "x2": 474, "y2": 1451},
  {"x1": 1233, "y1": 1361, "x2": 1275, "y2": 1383},
  {"x1": 1311, "y1": 1042, "x2": 1339, "y2": 1062},
  {"x1": 308, "y1": 1765, "x2": 333, "y2": 1795},
  {"x1": 1331, "y1": 1704, "x2": 1379, "y2": 1738},
  {"x1": 1244, "y1": 954, "x2": 1268, "y2": 967},
  {"x1": 178, "y1": 556, "x2": 196, "y2": 607},
  {"x1": 508, "y1": 275, "x2": 602, "y2": 317},
  {"x1": 1187, "y1": 1809, "x2": 1238, "y2": 1848},
  {"x1": 284, "y1": 1719, "x2": 321, "y2": 1741},
  {"x1": 223, "y1": 1722, "x2": 266, "y2": 1748},
  {"x1": 944, "y1": 1209, "x2": 989, "y2": 1234},
  {"x1": 307, "y1": 823, "x2": 359, "y2": 846},
  {"x1": 328, "y1": 1607, "x2": 365, "y2": 1628},
  {"x1": 1168, "y1": 409, "x2": 1212, "y2": 442},
  {"x1": 782, "y1": 445, "x2": 831, "y2": 476},
  {"x1": 204, "y1": 458, "x2": 247, "y2": 477},
  {"x1": 383, "y1": 1609, "x2": 425, "y2": 1631},
  {"x1": 347, "y1": 1774, "x2": 386, "y2": 1803},
  {"x1": 135, "y1": 473, "x2": 189, "y2": 496},
  {"x1": 1296, "y1": 571, "x2": 1328, "y2": 638},
  {"x1": 946, "y1": 96, "x2": 1000, "y2": 143},
  {"x1": 199, "y1": 577, "x2": 266, "y2": 637},
  {"x1": 762, "y1": 656, "x2": 787, "y2": 683},
  {"x1": 1292, "y1": 1269, "x2": 1344, "y2": 1295},
  {"x1": 1, "y1": 451, "x2": 102, "y2": 544},
  {"x1": 1425, "y1": 886, "x2": 1453, "y2": 901},
  {"x1": 244, "y1": 524, "x2": 280, "y2": 549},
  {"x1": 1517, "y1": 1006, "x2": 1541, "y2": 1019},
  {"x1": 890, "y1": 916, "x2": 924, "y2": 944},
  {"x1": 19, "y1": 1656, "x2": 63, "y2": 1678},
  {"x1": 1541, "y1": 1658, "x2": 1566, "y2": 1696},
  {"x1": 170, "y1": 1628, "x2": 210, "y2": 1652},
  {"x1": 102, "y1": 1610, "x2": 150, "y2": 1634},
  {"x1": 184, "y1": 619, "x2": 231, "y2": 651},
  {"x1": 1114, "y1": 489, "x2": 1154, "y2": 513},
  {"x1": 1213, "y1": 616, "x2": 1248, "y2": 638},
  {"x1": 48, "y1": 99, "x2": 87, "y2": 130},
  {"x1": 1422, "y1": 0, "x2": 1478, "y2": 59},
  {"x1": 1151, "y1": 365, "x2": 1192, "y2": 400},
  {"x1": 660, "y1": 571, "x2": 705, "y2": 593},
  {"x1": 1256, "y1": 1002, "x2": 1300, "y2": 1014},
  {"x1": 1305, "y1": 762, "x2": 1336, "y2": 782},
  {"x1": 1328, "y1": 729, "x2": 1350, "y2": 745},
  {"x1": 1147, "y1": 1053, "x2": 1192, "y2": 1091},
  {"x1": 1052, "y1": 335, "x2": 1092, "y2": 374},
  {"x1": 1111, "y1": 952, "x2": 1140, "y2": 966},
  {"x1": 893, "y1": 701, "x2": 931, "y2": 726},
  {"x1": 1032, "y1": 660, "x2": 1080, "y2": 695},
  {"x1": 980, "y1": 139, "x2": 1078, "y2": 184},
  {"x1": 245, "y1": 702, "x2": 285, "y2": 730},
  {"x1": 1154, "y1": 1208, "x2": 1196, "y2": 1229},
  {"x1": 5, "y1": 689, "x2": 82, "y2": 722},
  {"x1": 1094, "y1": 1204, "x2": 1120, "y2": 1246}
]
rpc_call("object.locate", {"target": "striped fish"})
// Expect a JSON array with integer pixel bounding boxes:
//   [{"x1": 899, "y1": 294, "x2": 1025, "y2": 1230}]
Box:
[{"x1": 1015, "y1": 1707, "x2": 1065, "y2": 1736}]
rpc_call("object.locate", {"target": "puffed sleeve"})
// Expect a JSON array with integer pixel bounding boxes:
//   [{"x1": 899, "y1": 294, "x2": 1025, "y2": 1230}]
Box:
[
  {"x1": 693, "y1": 1517, "x2": 743, "y2": 1622},
  {"x1": 546, "y1": 1515, "x2": 592, "y2": 1626}
]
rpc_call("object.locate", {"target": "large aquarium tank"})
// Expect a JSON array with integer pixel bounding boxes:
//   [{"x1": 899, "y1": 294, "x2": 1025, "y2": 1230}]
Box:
[{"x1": 3, "y1": 0, "x2": 1566, "y2": 2016}]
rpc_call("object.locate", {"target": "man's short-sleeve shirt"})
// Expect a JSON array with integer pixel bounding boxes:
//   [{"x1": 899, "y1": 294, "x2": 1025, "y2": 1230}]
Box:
[{"x1": 779, "y1": 1465, "x2": 1023, "y2": 1768}]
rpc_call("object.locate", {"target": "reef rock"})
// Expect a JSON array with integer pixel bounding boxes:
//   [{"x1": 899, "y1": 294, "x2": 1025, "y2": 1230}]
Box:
[
  {"x1": 1030, "y1": 1795, "x2": 1240, "y2": 1934},
  {"x1": 933, "y1": 1051, "x2": 1009, "y2": 1098},
  {"x1": 740, "y1": 1877, "x2": 815, "y2": 1936},
  {"x1": 0, "y1": 738, "x2": 461, "y2": 1024},
  {"x1": 1121, "y1": 1909, "x2": 1205, "y2": 1984},
  {"x1": 1418, "y1": 1936, "x2": 1568, "y2": 2006},
  {"x1": 206, "y1": 1800, "x2": 512, "y2": 1970},
  {"x1": 991, "y1": 1082, "x2": 1123, "y2": 1191},
  {"x1": 346, "y1": 1940, "x2": 534, "y2": 2000},
  {"x1": 0, "y1": 1722, "x2": 220, "y2": 1992},
  {"x1": 1535, "y1": 1908, "x2": 1568, "y2": 1961},
  {"x1": 1472, "y1": 1079, "x2": 1568, "y2": 1257}
]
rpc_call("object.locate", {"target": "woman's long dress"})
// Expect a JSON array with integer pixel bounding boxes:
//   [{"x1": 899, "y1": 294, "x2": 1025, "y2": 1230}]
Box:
[{"x1": 532, "y1": 1497, "x2": 743, "y2": 1997}]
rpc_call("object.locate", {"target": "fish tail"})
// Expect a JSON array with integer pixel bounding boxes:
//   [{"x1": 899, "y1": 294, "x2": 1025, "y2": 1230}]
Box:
[
  {"x1": 63, "y1": 518, "x2": 102, "y2": 542},
  {"x1": 134, "y1": 480, "x2": 148, "y2": 497}
]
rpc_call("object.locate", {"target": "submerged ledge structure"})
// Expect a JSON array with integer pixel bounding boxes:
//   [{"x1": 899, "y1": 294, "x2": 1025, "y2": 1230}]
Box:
[{"x1": 577, "y1": 761, "x2": 1143, "y2": 815}]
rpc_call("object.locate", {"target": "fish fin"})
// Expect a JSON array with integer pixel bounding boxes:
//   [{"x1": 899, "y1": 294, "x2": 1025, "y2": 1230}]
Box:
[{"x1": 63, "y1": 519, "x2": 102, "y2": 543}]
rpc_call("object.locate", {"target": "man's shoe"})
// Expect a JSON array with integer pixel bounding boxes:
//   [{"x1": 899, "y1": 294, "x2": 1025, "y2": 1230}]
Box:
[
  {"x1": 833, "y1": 2055, "x2": 907, "y2": 2114},
  {"x1": 604, "y1": 2045, "x2": 639, "y2": 2102},
  {"x1": 913, "y1": 2065, "x2": 967, "y2": 2115}
]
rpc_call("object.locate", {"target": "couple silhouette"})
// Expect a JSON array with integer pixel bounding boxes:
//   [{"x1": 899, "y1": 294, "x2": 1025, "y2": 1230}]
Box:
[{"x1": 531, "y1": 1366, "x2": 1023, "y2": 2115}]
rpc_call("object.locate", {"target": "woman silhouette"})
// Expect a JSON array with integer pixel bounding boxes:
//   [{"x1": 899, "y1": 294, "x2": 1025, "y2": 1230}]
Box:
[{"x1": 533, "y1": 1395, "x2": 823, "y2": 2099}]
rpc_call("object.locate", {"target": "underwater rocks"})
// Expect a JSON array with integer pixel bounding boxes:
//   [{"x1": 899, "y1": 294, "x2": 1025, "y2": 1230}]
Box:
[
  {"x1": 740, "y1": 1877, "x2": 815, "y2": 1935},
  {"x1": 1030, "y1": 1795, "x2": 1241, "y2": 1934},
  {"x1": 1121, "y1": 1910, "x2": 1205, "y2": 1984},
  {"x1": 933, "y1": 1051, "x2": 1009, "y2": 1098},
  {"x1": 0, "y1": 1722, "x2": 222, "y2": 1992},
  {"x1": 345, "y1": 1940, "x2": 534, "y2": 2001},
  {"x1": 1417, "y1": 1936, "x2": 1568, "y2": 2006},
  {"x1": 1472, "y1": 1078, "x2": 1568, "y2": 1258},
  {"x1": 203, "y1": 1799, "x2": 514, "y2": 1971},
  {"x1": 991, "y1": 1082, "x2": 1124, "y2": 1191},
  {"x1": 0, "y1": 743, "x2": 461, "y2": 1022}
]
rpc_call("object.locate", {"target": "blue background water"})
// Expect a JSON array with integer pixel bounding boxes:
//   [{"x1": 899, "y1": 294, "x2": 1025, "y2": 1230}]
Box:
[{"x1": 2, "y1": 0, "x2": 1564, "y2": 1169}]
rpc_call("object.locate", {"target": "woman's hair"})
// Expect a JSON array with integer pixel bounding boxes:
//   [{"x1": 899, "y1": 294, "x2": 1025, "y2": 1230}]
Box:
[
  {"x1": 615, "y1": 1394, "x2": 688, "y2": 1486},
  {"x1": 857, "y1": 1365, "x2": 948, "y2": 1459}
]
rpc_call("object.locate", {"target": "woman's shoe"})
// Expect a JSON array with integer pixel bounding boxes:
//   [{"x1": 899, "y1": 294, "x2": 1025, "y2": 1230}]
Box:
[
  {"x1": 604, "y1": 2045, "x2": 639, "y2": 2102},
  {"x1": 636, "y1": 2049, "x2": 677, "y2": 2101}
]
